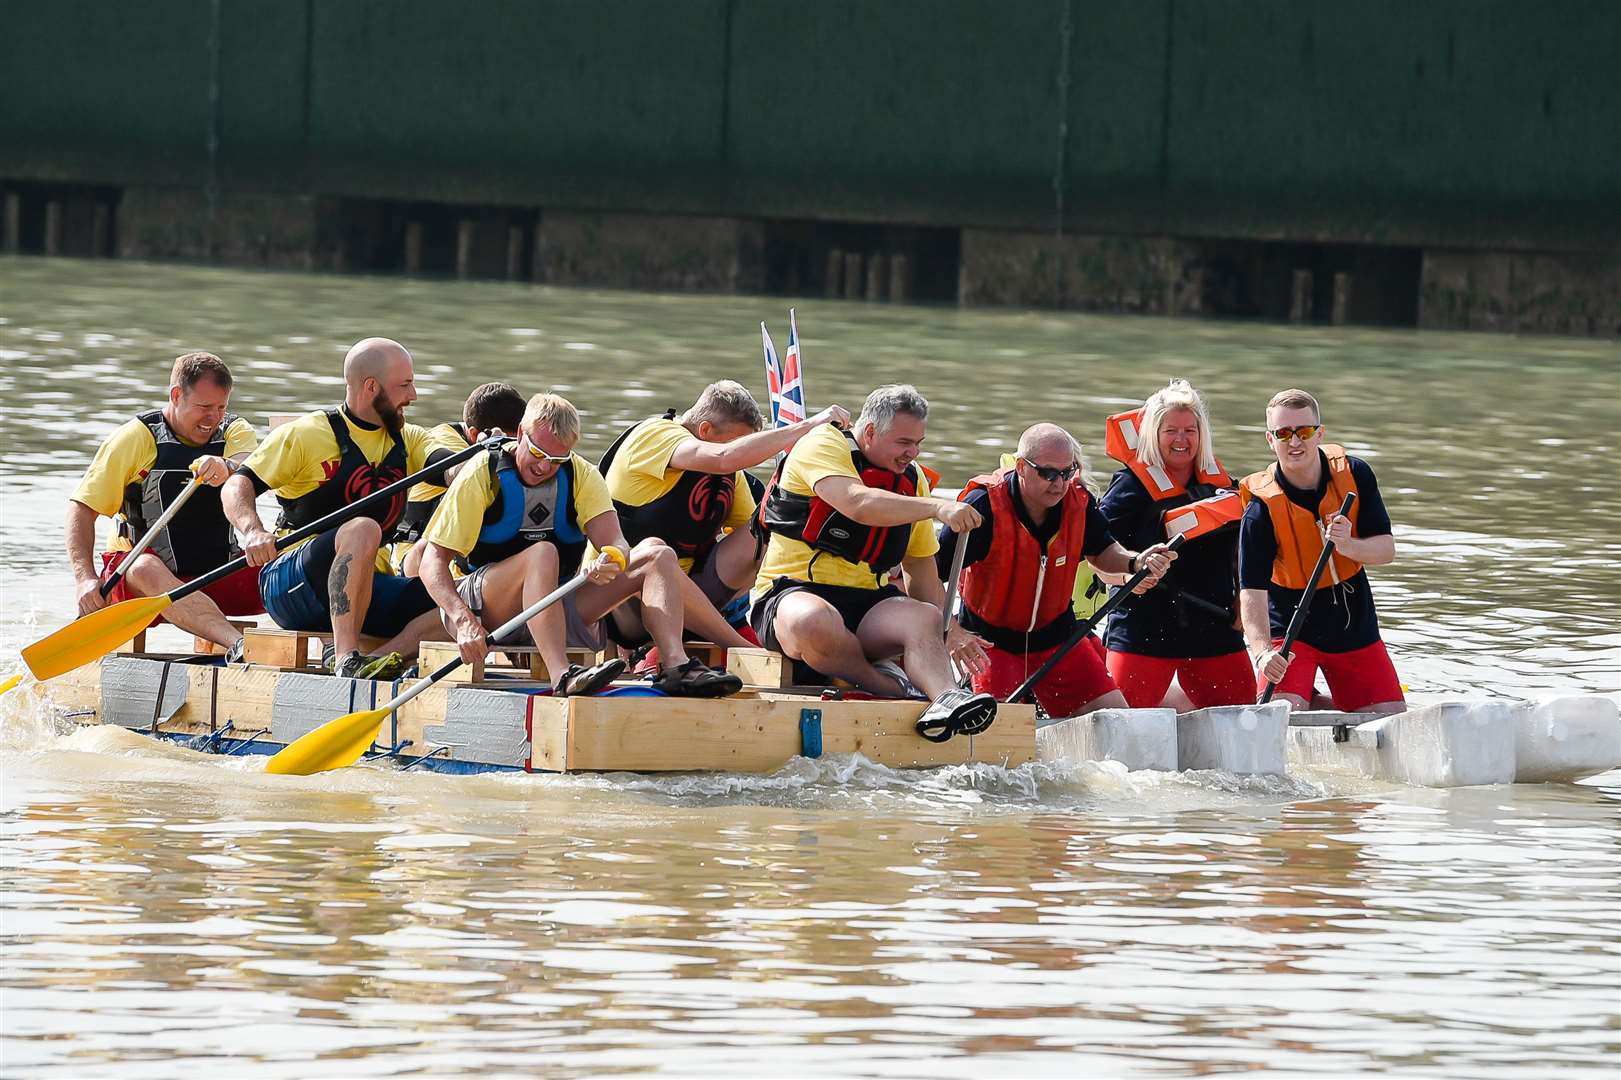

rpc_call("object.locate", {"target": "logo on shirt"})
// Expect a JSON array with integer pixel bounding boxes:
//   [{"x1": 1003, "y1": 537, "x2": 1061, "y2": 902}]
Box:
[
  {"x1": 687, "y1": 474, "x2": 734, "y2": 526},
  {"x1": 344, "y1": 464, "x2": 406, "y2": 527}
]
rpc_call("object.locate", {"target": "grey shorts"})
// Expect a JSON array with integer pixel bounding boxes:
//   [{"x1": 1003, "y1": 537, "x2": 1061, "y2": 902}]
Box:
[
  {"x1": 604, "y1": 554, "x2": 746, "y2": 647},
  {"x1": 449, "y1": 564, "x2": 606, "y2": 651}
]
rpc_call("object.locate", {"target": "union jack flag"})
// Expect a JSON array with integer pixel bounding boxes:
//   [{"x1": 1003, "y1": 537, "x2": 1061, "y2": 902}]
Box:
[{"x1": 761, "y1": 309, "x2": 806, "y2": 428}]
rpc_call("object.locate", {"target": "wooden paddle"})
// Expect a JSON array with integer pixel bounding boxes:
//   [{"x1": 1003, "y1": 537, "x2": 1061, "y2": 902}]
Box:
[
  {"x1": 1259, "y1": 492, "x2": 1356, "y2": 705},
  {"x1": 266, "y1": 546, "x2": 627, "y2": 776},
  {"x1": 18, "y1": 435, "x2": 504, "y2": 685},
  {"x1": 1008, "y1": 534, "x2": 1185, "y2": 705},
  {"x1": 99, "y1": 468, "x2": 206, "y2": 597}
]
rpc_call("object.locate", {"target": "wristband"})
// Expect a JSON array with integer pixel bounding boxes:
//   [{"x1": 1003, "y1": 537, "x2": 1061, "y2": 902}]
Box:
[{"x1": 1127, "y1": 553, "x2": 1139, "y2": 574}]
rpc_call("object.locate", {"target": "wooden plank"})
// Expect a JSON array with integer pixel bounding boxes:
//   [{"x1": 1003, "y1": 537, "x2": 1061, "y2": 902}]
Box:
[
  {"x1": 727, "y1": 647, "x2": 792, "y2": 689},
  {"x1": 527, "y1": 695, "x2": 570, "y2": 771},
  {"x1": 418, "y1": 642, "x2": 481, "y2": 683},
  {"x1": 213, "y1": 665, "x2": 284, "y2": 736},
  {"x1": 243, "y1": 627, "x2": 310, "y2": 669},
  {"x1": 419, "y1": 642, "x2": 599, "y2": 684}
]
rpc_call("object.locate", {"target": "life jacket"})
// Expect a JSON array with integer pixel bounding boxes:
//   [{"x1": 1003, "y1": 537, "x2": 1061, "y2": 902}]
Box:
[
  {"x1": 955, "y1": 467, "x2": 1089, "y2": 637},
  {"x1": 276, "y1": 408, "x2": 408, "y2": 534},
  {"x1": 599, "y1": 409, "x2": 734, "y2": 568},
  {"x1": 1104, "y1": 408, "x2": 1242, "y2": 542},
  {"x1": 467, "y1": 448, "x2": 588, "y2": 576},
  {"x1": 1239, "y1": 444, "x2": 1363, "y2": 590},
  {"x1": 396, "y1": 422, "x2": 469, "y2": 544},
  {"x1": 119, "y1": 409, "x2": 242, "y2": 576},
  {"x1": 758, "y1": 429, "x2": 920, "y2": 579}
]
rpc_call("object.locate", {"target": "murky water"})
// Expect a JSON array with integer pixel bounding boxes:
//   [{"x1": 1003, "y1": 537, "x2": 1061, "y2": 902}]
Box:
[{"x1": 2, "y1": 257, "x2": 1618, "y2": 1076}]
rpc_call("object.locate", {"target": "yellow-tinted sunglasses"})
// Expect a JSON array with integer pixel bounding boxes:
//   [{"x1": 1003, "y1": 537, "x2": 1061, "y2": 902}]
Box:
[{"x1": 1268, "y1": 424, "x2": 1321, "y2": 443}]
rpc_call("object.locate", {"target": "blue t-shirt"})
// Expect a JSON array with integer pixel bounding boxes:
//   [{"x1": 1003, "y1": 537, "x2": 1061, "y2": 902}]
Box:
[
  {"x1": 1238, "y1": 453, "x2": 1391, "y2": 652},
  {"x1": 1098, "y1": 468, "x2": 1246, "y2": 658}
]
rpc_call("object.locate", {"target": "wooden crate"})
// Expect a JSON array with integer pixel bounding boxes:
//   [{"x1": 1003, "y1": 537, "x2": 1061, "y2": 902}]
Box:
[{"x1": 727, "y1": 646, "x2": 793, "y2": 689}]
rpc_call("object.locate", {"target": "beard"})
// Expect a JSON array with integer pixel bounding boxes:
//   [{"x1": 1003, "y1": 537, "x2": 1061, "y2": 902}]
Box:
[{"x1": 371, "y1": 390, "x2": 406, "y2": 435}]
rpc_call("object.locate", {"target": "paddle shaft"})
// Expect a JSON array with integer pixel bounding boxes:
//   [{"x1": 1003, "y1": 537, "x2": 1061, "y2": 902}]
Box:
[
  {"x1": 1259, "y1": 492, "x2": 1356, "y2": 705},
  {"x1": 1008, "y1": 533, "x2": 1185, "y2": 705},
  {"x1": 940, "y1": 526, "x2": 970, "y2": 635},
  {"x1": 100, "y1": 471, "x2": 206, "y2": 597},
  {"x1": 173, "y1": 435, "x2": 503, "y2": 601},
  {"x1": 382, "y1": 570, "x2": 595, "y2": 714}
]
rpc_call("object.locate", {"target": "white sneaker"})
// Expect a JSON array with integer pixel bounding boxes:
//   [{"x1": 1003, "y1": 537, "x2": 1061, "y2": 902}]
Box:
[{"x1": 872, "y1": 660, "x2": 925, "y2": 700}]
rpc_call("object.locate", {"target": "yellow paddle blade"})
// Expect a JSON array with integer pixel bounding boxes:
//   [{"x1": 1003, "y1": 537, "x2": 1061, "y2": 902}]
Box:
[
  {"x1": 21, "y1": 595, "x2": 172, "y2": 681},
  {"x1": 0, "y1": 673, "x2": 26, "y2": 697},
  {"x1": 265, "y1": 707, "x2": 390, "y2": 776}
]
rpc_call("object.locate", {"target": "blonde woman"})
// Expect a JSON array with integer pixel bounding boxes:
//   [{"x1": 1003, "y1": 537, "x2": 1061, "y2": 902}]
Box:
[{"x1": 1098, "y1": 380, "x2": 1253, "y2": 708}]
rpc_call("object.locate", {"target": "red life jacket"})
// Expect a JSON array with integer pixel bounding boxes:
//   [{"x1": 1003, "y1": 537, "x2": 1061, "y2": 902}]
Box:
[
  {"x1": 1104, "y1": 408, "x2": 1242, "y2": 541},
  {"x1": 758, "y1": 429, "x2": 921, "y2": 577},
  {"x1": 957, "y1": 468, "x2": 1089, "y2": 635}
]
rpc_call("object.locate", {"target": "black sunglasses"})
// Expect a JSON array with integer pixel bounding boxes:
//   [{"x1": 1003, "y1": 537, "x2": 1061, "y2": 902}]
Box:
[{"x1": 1026, "y1": 461, "x2": 1080, "y2": 483}]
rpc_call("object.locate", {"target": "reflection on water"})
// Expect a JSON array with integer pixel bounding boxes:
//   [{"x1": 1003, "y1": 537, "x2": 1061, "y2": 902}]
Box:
[{"x1": 2, "y1": 257, "x2": 1619, "y2": 1076}]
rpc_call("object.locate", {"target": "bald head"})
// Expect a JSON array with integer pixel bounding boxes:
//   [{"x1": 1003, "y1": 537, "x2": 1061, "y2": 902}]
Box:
[
  {"x1": 1017, "y1": 423, "x2": 1079, "y2": 464},
  {"x1": 343, "y1": 337, "x2": 411, "y2": 389}
]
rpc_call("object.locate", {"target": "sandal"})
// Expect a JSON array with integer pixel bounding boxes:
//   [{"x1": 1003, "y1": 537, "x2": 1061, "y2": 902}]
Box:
[
  {"x1": 553, "y1": 657, "x2": 627, "y2": 697},
  {"x1": 650, "y1": 658, "x2": 742, "y2": 699},
  {"x1": 915, "y1": 687, "x2": 998, "y2": 742}
]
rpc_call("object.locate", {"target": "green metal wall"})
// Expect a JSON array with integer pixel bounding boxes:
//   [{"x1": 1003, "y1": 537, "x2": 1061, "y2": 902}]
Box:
[{"x1": 4, "y1": 0, "x2": 1616, "y2": 246}]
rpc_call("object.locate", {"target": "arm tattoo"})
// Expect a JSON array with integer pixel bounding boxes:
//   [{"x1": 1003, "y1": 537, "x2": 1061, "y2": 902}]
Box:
[{"x1": 330, "y1": 553, "x2": 353, "y2": 616}]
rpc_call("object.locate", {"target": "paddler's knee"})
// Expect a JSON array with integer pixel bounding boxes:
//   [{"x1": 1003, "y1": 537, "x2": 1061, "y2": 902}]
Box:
[
  {"x1": 629, "y1": 537, "x2": 677, "y2": 572},
  {"x1": 334, "y1": 516, "x2": 383, "y2": 550}
]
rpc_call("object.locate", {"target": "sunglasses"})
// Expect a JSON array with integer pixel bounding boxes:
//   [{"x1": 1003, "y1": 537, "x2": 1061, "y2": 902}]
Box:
[
  {"x1": 1269, "y1": 425, "x2": 1321, "y2": 443},
  {"x1": 1026, "y1": 461, "x2": 1080, "y2": 483},
  {"x1": 520, "y1": 433, "x2": 572, "y2": 464}
]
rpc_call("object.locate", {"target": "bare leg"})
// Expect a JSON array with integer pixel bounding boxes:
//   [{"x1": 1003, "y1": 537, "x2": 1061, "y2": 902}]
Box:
[
  {"x1": 576, "y1": 540, "x2": 691, "y2": 671},
  {"x1": 1066, "y1": 689, "x2": 1130, "y2": 717},
  {"x1": 710, "y1": 527, "x2": 763, "y2": 594},
  {"x1": 771, "y1": 591, "x2": 901, "y2": 696},
  {"x1": 610, "y1": 570, "x2": 752, "y2": 650},
  {"x1": 123, "y1": 553, "x2": 241, "y2": 649},
  {"x1": 328, "y1": 518, "x2": 382, "y2": 657},
  {"x1": 471, "y1": 545, "x2": 572, "y2": 679},
  {"x1": 855, "y1": 595, "x2": 956, "y2": 699}
]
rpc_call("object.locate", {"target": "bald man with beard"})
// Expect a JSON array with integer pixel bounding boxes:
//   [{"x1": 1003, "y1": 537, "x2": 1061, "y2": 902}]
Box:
[
  {"x1": 938, "y1": 423, "x2": 1176, "y2": 719},
  {"x1": 224, "y1": 337, "x2": 447, "y2": 679}
]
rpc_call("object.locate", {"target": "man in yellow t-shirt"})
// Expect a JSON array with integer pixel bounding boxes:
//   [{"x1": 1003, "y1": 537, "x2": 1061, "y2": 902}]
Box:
[
  {"x1": 599, "y1": 379, "x2": 850, "y2": 654},
  {"x1": 417, "y1": 393, "x2": 742, "y2": 698},
  {"x1": 66, "y1": 352, "x2": 263, "y2": 655},
  {"x1": 752, "y1": 384, "x2": 997, "y2": 739},
  {"x1": 223, "y1": 337, "x2": 447, "y2": 679},
  {"x1": 394, "y1": 380, "x2": 526, "y2": 577}
]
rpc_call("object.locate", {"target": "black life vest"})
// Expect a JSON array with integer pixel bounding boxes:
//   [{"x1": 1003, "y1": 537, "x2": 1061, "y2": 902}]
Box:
[
  {"x1": 119, "y1": 409, "x2": 242, "y2": 576},
  {"x1": 275, "y1": 407, "x2": 409, "y2": 534},
  {"x1": 396, "y1": 421, "x2": 469, "y2": 543},
  {"x1": 467, "y1": 448, "x2": 588, "y2": 577},
  {"x1": 759, "y1": 429, "x2": 920, "y2": 578},
  {"x1": 599, "y1": 409, "x2": 735, "y2": 568}
]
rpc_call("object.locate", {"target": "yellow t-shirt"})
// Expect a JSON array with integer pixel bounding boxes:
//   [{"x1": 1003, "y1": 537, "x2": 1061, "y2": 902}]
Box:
[
  {"x1": 422, "y1": 450, "x2": 614, "y2": 558},
  {"x1": 752, "y1": 423, "x2": 938, "y2": 596},
  {"x1": 241, "y1": 408, "x2": 433, "y2": 568},
  {"x1": 72, "y1": 415, "x2": 258, "y2": 518},
  {"x1": 408, "y1": 422, "x2": 472, "y2": 506},
  {"x1": 603, "y1": 416, "x2": 757, "y2": 572}
]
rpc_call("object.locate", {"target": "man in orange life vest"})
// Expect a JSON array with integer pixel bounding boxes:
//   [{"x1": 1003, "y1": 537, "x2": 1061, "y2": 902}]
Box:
[
  {"x1": 941, "y1": 423, "x2": 1176, "y2": 718},
  {"x1": 224, "y1": 337, "x2": 447, "y2": 679},
  {"x1": 1239, "y1": 388, "x2": 1404, "y2": 712}
]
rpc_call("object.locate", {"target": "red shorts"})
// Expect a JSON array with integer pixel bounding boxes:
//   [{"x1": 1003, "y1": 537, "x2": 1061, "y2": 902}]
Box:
[
  {"x1": 1106, "y1": 649, "x2": 1256, "y2": 710},
  {"x1": 98, "y1": 550, "x2": 265, "y2": 622},
  {"x1": 973, "y1": 635, "x2": 1117, "y2": 718},
  {"x1": 1260, "y1": 638, "x2": 1404, "y2": 713}
]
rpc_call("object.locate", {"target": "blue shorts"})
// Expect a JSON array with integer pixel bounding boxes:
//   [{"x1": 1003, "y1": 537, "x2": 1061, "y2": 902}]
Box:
[{"x1": 260, "y1": 530, "x2": 435, "y2": 638}]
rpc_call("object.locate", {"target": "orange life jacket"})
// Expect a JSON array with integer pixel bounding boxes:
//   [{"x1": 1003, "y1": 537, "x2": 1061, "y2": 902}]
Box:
[
  {"x1": 1104, "y1": 409, "x2": 1241, "y2": 542},
  {"x1": 956, "y1": 468, "x2": 1089, "y2": 635},
  {"x1": 1239, "y1": 444, "x2": 1363, "y2": 590}
]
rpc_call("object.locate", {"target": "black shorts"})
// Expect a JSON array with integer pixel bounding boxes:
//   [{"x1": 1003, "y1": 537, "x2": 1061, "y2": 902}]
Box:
[
  {"x1": 261, "y1": 529, "x2": 435, "y2": 639},
  {"x1": 750, "y1": 578, "x2": 905, "y2": 654}
]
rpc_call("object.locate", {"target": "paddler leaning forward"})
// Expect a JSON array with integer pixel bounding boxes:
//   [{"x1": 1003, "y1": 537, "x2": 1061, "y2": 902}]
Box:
[
  {"x1": 942, "y1": 423, "x2": 1175, "y2": 718},
  {"x1": 416, "y1": 392, "x2": 743, "y2": 698},
  {"x1": 598, "y1": 379, "x2": 850, "y2": 655},
  {"x1": 751, "y1": 384, "x2": 998, "y2": 739},
  {"x1": 66, "y1": 351, "x2": 265, "y2": 658},
  {"x1": 223, "y1": 337, "x2": 447, "y2": 680},
  {"x1": 395, "y1": 380, "x2": 527, "y2": 577},
  {"x1": 1098, "y1": 379, "x2": 1254, "y2": 708},
  {"x1": 1238, "y1": 388, "x2": 1404, "y2": 713}
]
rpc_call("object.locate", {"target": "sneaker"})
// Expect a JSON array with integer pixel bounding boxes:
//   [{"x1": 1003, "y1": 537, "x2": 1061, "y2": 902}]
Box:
[
  {"x1": 650, "y1": 658, "x2": 742, "y2": 699},
  {"x1": 355, "y1": 652, "x2": 408, "y2": 681},
  {"x1": 915, "y1": 687, "x2": 998, "y2": 743},
  {"x1": 223, "y1": 637, "x2": 245, "y2": 665},
  {"x1": 872, "y1": 659, "x2": 925, "y2": 700},
  {"x1": 321, "y1": 641, "x2": 339, "y2": 673},
  {"x1": 332, "y1": 650, "x2": 366, "y2": 678},
  {"x1": 554, "y1": 657, "x2": 627, "y2": 697}
]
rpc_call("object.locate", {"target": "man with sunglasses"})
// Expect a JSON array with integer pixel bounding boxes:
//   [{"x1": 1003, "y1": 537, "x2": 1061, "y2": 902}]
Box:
[
  {"x1": 417, "y1": 393, "x2": 741, "y2": 698},
  {"x1": 941, "y1": 423, "x2": 1176, "y2": 719},
  {"x1": 1238, "y1": 389, "x2": 1404, "y2": 713}
]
